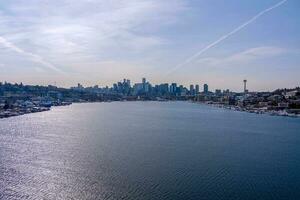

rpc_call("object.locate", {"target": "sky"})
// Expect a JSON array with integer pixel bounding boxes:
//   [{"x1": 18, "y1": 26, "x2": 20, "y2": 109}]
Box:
[{"x1": 0, "y1": 0, "x2": 299, "y2": 92}]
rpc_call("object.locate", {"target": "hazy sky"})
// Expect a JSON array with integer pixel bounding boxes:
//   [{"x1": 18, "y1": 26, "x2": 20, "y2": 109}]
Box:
[{"x1": 0, "y1": 0, "x2": 299, "y2": 91}]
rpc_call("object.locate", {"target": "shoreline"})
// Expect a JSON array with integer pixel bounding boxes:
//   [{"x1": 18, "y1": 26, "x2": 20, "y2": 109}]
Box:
[
  {"x1": 1, "y1": 100, "x2": 299, "y2": 119},
  {"x1": 193, "y1": 101, "x2": 300, "y2": 118},
  {"x1": 0, "y1": 102, "x2": 72, "y2": 119}
]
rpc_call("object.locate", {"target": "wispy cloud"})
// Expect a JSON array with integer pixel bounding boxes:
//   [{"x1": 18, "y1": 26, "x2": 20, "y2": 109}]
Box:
[
  {"x1": 0, "y1": 0, "x2": 298, "y2": 90},
  {"x1": 0, "y1": 0, "x2": 186, "y2": 71},
  {"x1": 0, "y1": 36, "x2": 63, "y2": 73},
  {"x1": 167, "y1": 0, "x2": 288, "y2": 74},
  {"x1": 197, "y1": 46, "x2": 287, "y2": 66}
]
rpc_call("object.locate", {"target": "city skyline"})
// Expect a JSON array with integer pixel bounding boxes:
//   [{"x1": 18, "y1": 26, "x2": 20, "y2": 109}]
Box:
[
  {"x1": 0, "y1": 0, "x2": 300, "y2": 91},
  {"x1": 1, "y1": 77, "x2": 299, "y2": 119},
  {"x1": 0, "y1": 77, "x2": 296, "y2": 93}
]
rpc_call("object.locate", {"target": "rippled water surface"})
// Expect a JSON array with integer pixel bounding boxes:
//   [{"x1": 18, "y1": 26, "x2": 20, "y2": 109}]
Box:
[{"x1": 1, "y1": 102, "x2": 300, "y2": 200}]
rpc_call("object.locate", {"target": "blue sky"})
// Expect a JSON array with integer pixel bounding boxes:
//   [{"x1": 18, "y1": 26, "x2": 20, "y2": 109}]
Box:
[{"x1": 0, "y1": 0, "x2": 299, "y2": 91}]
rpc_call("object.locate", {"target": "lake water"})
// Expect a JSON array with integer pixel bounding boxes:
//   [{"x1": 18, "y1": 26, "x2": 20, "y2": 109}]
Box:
[{"x1": 0, "y1": 101, "x2": 300, "y2": 200}]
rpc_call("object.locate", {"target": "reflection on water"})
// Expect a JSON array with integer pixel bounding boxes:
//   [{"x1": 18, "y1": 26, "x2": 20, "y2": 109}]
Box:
[{"x1": 1, "y1": 102, "x2": 300, "y2": 200}]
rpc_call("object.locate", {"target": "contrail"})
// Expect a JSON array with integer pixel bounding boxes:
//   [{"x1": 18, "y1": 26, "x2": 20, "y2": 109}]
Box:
[
  {"x1": 166, "y1": 0, "x2": 288, "y2": 75},
  {"x1": 0, "y1": 36, "x2": 63, "y2": 73}
]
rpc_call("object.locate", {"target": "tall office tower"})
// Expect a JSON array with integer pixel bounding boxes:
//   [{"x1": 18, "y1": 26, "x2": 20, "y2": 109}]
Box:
[
  {"x1": 195, "y1": 84, "x2": 200, "y2": 94},
  {"x1": 169, "y1": 85, "x2": 173, "y2": 93},
  {"x1": 179, "y1": 85, "x2": 184, "y2": 95},
  {"x1": 204, "y1": 84, "x2": 208, "y2": 94},
  {"x1": 243, "y1": 80, "x2": 247, "y2": 93},
  {"x1": 127, "y1": 79, "x2": 131, "y2": 87},
  {"x1": 190, "y1": 85, "x2": 194, "y2": 95},
  {"x1": 171, "y1": 83, "x2": 177, "y2": 94},
  {"x1": 142, "y1": 78, "x2": 146, "y2": 92}
]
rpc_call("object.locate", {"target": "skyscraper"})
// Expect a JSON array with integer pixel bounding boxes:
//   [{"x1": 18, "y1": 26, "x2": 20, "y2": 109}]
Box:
[
  {"x1": 170, "y1": 83, "x2": 177, "y2": 95},
  {"x1": 190, "y1": 85, "x2": 194, "y2": 95},
  {"x1": 142, "y1": 78, "x2": 146, "y2": 92},
  {"x1": 204, "y1": 84, "x2": 208, "y2": 94},
  {"x1": 195, "y1": 84, "x2": 200, "y2": 94},
  {"x1": 127, "y1": 79, "x2": 131, "y2": 88}
]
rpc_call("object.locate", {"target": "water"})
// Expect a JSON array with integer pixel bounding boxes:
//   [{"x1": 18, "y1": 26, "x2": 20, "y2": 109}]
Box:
[{"x1": 0, "y1": 101, "x2": 300, "y2": 200}]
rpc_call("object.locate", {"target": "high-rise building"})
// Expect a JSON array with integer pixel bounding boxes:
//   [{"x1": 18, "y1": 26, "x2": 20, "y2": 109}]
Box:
[
  {"x1": 142, "y1": 78, "x2": 147, "y2": 93},
  {"x1": 170, "y1": 83, "x2": 177, "y2": 94},
  {"x1": 145, "y1": 83, "x2": 151, "y2": 93},
  {"x1": 133, "y1": 83, "x2": 144, "y2": 95},
  {"x1": 190, "y1": 85, "x2": 195, "y2": 95},
  {"x1": 113, "y1": 83, "x2": 118, "y2": 92},
  {"x1": 204, "y1": 84, "x2": 208, "y2": 94},
  {"x1": 179, "y1": 85, "x2": 184, "y2": 96},
  {"x1": 169, "y1": 85, "x2": 174, "y2": 93},
  {"x1": 195, "y1": 84, "x2": 200, "y2": 94},
  {"x1": 126, "y1": 79, "x2": 131, "y2": 88},
  {"x1": 158, "y1": 83, "x2": 169, "y2": 95}
]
